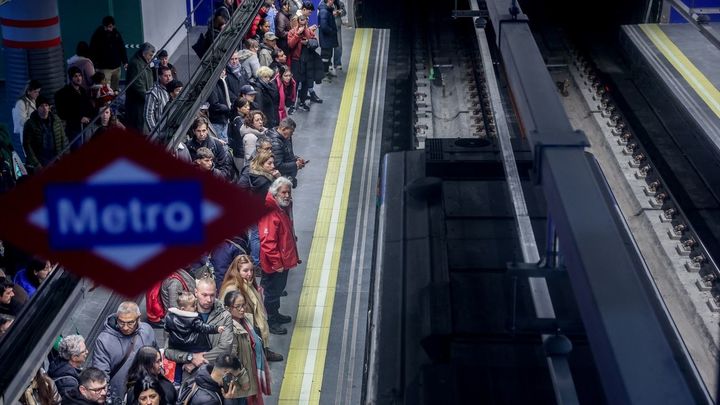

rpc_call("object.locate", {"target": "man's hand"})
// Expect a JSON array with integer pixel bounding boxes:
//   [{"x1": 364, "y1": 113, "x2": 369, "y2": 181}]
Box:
[
  {"x1": 182, "y1": 363, "x2": 197, "y2": 374},
  {"x1": 222, "y1": 380, "x2": 237, "y2": 398},
  {"x1": 217, "y1": 326, "x2": 226, "y2": 333},
  {"x1": 296, "y1": 158, "x2": 307, "y2": 169},
  {"x1": 191, "y1": 352, "x2": 207, "y2": 367},
  {"x1": 81, "y1": 117, "x2": 91, "y2": 125}
]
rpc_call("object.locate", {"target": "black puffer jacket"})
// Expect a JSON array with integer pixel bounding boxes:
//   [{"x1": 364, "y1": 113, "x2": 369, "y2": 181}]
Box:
[
  {"x1": 47, "y1": 358, "x2": 81, "y2": 401},
  {"x1": 164, "y1": 307, "x2": 221, "y2": 353},
  {"x1": 266, "y1": 127, "x2": 298, "y2": 183},
  {"x1": 255, "y1": 80, "x2": 280, "y2": 128}
]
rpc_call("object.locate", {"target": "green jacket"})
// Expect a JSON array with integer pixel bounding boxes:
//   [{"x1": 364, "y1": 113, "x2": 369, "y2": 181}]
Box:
[
  {"x1": 125, "y1": 50, "x2": 154, "y2": 102},
  {"x1": 23, "y1": 110, "x2": 68, "y2": 168}
]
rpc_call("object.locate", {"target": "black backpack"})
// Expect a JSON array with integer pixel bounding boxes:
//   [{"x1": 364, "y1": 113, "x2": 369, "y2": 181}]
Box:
[{"x1": 176, "y1": 381, "x2": 199, "y2": 405}]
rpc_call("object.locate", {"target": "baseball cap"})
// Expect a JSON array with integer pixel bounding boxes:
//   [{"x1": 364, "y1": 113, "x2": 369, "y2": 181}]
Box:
[
  {"x1": 264, "y1": 31, "x2": 278, "y2": 41},
  {"x1": 240, "y1": 85, "x2": 258, "y2": 95}
]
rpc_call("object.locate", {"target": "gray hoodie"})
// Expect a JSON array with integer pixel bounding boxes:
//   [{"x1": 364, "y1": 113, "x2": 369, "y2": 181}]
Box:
[
  {"x1": 90, "y1": 314, "x2": 157, "y2": 403},
  {"x1": 238, "y1": 49, "x2": 260, "y2": 79}
]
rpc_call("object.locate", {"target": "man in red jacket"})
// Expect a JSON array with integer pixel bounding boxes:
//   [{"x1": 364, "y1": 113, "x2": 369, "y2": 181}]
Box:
[{"x1": 259, "y1": 176, "x2": 299, "y2": 334}]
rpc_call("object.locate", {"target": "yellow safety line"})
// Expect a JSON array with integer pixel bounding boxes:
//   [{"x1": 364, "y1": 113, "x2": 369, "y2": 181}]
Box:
[
  {"x1": 279, "y1": 28, "x2": 373, "y2": 404},
  {"x1": 640, "y1": 24, "x2": 720, "y2": 119}
]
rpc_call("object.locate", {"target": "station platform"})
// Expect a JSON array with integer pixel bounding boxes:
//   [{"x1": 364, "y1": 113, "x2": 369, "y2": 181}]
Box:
[
  {"x1": 267, "y1": 27, "x2": 389, "y2": 404},
  {"x1": 620, "y1": 23, "x2": 720, "y2": 199}
]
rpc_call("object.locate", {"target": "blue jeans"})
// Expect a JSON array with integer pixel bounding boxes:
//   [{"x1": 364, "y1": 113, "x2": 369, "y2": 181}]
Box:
[
  {"x1": 249, "y1": 224, "x2": 260, "y2": 266},
  {"x1": 212, "y1": 122, "x2": 228, "y2": 143},
  {"x1": 333, "y1": 46, "x2": 342, "y2": 67}
]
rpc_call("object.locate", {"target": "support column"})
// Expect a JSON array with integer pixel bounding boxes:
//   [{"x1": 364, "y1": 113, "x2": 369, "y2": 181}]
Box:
[{"x1": 0, "y1": 0, "x2": 66, "y2": 102}]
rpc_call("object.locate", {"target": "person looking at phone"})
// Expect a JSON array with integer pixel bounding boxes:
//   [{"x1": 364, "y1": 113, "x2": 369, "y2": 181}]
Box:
[
  {"x1": 178, "y1": 354, "x2": 248, "y2": 404},
  {"x1": 265, "y1": 117, "x2": 307, "y2": 188}
]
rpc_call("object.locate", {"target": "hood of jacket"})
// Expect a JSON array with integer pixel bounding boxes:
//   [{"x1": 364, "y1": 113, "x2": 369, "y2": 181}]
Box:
[
  {"x1": 48, "y1": 357, "x2": 80, "y2": 379},
  {"x1": 64, "y1": 388, "x2": 99, "y2": 404},
  {"x1": 195, "y1": 364, "x2": 222, "y2": 392},
  {"x1": 67, "y1": 55, "x2": 92, "y2": 65},
  {"x1": 238, "y1": 49, "x2": 256, "y2": 62},
  {"x1": 167, "y1": 307, "x2": 198, "y2": 318},
  {"x1": 264, "y1": 190, "x2": 292, "y2": 213}
]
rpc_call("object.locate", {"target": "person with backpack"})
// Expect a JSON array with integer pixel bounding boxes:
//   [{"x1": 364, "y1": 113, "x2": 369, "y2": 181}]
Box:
[
  {"x1": 48, "y1": 334, "x2": 87, "y2": 402},
  {"x1": 91, "y1": 302, "x2": 157, "y2": 404},
  {"x1": 145, "y1": 268, "x2": 195, "y2": 326},
  {"x1": 176, "y1": 354, "x2": 247, "y2": 405}
]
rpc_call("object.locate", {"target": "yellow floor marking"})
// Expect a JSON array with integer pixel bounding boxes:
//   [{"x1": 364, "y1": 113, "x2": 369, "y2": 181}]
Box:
[
  {"x1": 278, "y1": 28, "x2": 373, "y2": 404},
  {"x1": 640, "y1": 24, "x2": 720, "y2": 119}
]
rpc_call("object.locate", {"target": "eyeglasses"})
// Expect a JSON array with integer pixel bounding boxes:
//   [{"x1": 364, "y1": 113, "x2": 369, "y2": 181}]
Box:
[
  {"x1": 83, "y1": 384, "x2": 108, "y2": 393},
  {"x1": 232, "y1": 305, "x2": 246, "y2": 311},
  {"x1": 117, "y1": 318, "x2": 139, "y2": 327}
]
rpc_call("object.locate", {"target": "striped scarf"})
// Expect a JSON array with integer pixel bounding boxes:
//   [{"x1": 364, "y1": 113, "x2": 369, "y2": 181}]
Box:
[{"x1": 241, "y1": 318, "x2": 272, "y2": 397}]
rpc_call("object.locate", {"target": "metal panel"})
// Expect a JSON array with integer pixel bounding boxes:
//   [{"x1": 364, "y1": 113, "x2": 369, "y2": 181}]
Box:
[{"x1": 482, "y1": 0, "x2": 712, "y2": 402}]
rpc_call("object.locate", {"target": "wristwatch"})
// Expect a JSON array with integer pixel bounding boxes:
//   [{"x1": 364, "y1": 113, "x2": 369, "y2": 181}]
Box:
[{"x1": 186, "y1": 353, "x2": 193, "y2": 363}]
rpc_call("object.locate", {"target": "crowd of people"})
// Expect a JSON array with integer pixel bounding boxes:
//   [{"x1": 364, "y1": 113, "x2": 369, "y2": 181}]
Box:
[{"x1": 0, "y1": 0, "x2": 348, "y2": 403}]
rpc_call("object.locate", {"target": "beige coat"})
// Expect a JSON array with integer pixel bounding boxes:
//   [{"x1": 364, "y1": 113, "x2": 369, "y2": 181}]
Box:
[
  {"x1": 220, "y1": 281, "x2": 270, "y2": 345},
  {"x1": 230, "y1": 319, "x2": 258, "y2": 398}
]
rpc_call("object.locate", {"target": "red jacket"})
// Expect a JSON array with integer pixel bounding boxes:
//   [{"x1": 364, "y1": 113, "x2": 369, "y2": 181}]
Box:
[
  {"x1": 287, "y1": 26, "x2": 316, "y2": 61},
  {"x1": 259, "y1": 192, "x2": 299, "y2": 273}
]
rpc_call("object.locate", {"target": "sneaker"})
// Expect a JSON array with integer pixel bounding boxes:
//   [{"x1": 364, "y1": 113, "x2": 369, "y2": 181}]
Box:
[
  {"x1": 272, "y1": 313, "x2": 292, "y2": 323},
  {"x1": 297, "y1": 101, "x2": 311, "y2": 111},
  {"x1": 281, "y1": 290, "x2": 288, "y2": 297},
  {"x1": 309, "y1": 92, "x2": 323, "y2": 104},
  {"x1": 288, "y1": 106, "x2": 295, "y2": 115},
  {"x1": 265, "y1": 348, "x2": 284, "y2": 362},
  {"x1": 328, "y1": 66, "x2": 338, "y2": 77},
  {"x1": 269, "y1": 323, "x2": 287, "y2": 335}
]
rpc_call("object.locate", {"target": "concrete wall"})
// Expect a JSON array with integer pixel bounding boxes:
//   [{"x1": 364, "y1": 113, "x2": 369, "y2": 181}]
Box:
[{"x1": 141, "y1": 0, "x2": 187, "y2": 58}]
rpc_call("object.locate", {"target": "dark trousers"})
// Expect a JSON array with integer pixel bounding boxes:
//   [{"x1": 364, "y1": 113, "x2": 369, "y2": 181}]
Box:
[
  {"x1": 261, "y1": 269, "x2": 289, "y2": 318},
  {"x1": 297, "y1": 80, "x2": 314, "y2": 102}
]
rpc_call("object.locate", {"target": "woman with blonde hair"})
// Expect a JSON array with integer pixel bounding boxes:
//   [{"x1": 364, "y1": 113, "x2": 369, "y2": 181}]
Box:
[{"x1": 220, "y1": 255, "x2": 283, "y2": 362}]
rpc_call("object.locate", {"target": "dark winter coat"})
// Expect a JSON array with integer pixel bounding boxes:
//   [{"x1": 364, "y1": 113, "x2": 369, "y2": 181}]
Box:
[
  {"x1": 47, "y1": 358, "x2": 81, "y2": 401},
  {"x1": 255, "y1": 80, "x2": 280, "y2": 128},
  {"x1": 318, "y1": 2, "x2": 339, "y2": 49},
  {"x1": 164, "y1": 300, "x2": 234, "y2": 381},
  {"x1": 266, "y1": 127, "x2": 298, "y2": 180},
  {"x1": 63, "y1": 388, "x2": 98, "y2": 405},
  {"x1": 298, "y1": 45, "x2": 325, "y2": 84},
  {"x1": 125, "y1": 50, "x2": 153, "y2": 130},
  {"x1": 22, "y1": 111, "x2": 68, "y2": 169},
  {"x1": 125, "y1": 51, "x2": 153, "y2": 103},
  {"x1": 165, "y1": 307, "x2": 221, "y2": 353},
  {"x1": 208, "y1": 76, "x2": 241, "y2": 125},
  {"x1": 210, "y1": 236, "x2": 249, "y2": 290},
  {"x1": 183, "y1": 365, "x2": 231, "y2": 405},
  {"x1": 228, "y1": 114, "x2": 246, "y2": 160},
  {"x1": 90, "y1": 315, "x2": 157, "y2": 403},
  {"x1": 187, "y1": 135, "x2": 236, "y2": 181},
  {"x1": 54, "y1": 84, "x2": 95, "y2": 135},
  {"x1": 89, "y1": 26, "x2": 128, "y2": 69},
  {"x1": 274, "y1": 10, "x2": 292, "y2": 54},
  {"x1": 125, "y1": 374, "x2": 177, "y2": 405}
]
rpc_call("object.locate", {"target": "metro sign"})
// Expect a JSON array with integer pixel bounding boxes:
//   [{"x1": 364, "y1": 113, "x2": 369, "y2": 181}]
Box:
[{"x1": 0, "y1": 129, "x2": 267, "y2": 296}]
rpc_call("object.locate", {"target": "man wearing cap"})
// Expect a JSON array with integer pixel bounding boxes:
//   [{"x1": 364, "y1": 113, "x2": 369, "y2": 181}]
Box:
[
  {"x1": 23, "y1": 96, "x2": 69, "y2": 171},
  {"x1": 54, "y1": 66, "x2": 95, "y2": 147},
  {"x1": 259, "y1": 32, "x2": 279, "y2": 67},
  {"x1": 144, "y1": 65, "x2": 173, "y2": 133},
  {"x1": 239, "y1": 85, "x2": 260, "y2": 110}
]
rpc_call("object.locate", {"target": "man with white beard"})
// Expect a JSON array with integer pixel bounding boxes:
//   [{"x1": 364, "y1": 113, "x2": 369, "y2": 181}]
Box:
[{"x1": 259, "y1": 177, "x2": 300, "y2": 335}]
